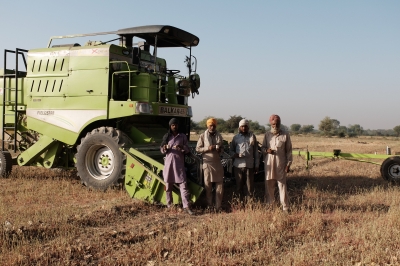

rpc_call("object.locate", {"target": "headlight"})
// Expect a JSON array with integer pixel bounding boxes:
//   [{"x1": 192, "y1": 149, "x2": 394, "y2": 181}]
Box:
[
  {"x1": 135, "y1": 102, "x2": 153, "y2": 114},
  {"x1": 187, "y1": 106, "x2": 193, "y2": 117}
]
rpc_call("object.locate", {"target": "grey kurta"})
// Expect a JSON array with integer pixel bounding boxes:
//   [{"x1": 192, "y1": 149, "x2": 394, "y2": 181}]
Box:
[
  {"x1": 262, "y1": 130, "x2": 293, "y2": 181},
  {"x1": 196, "y1": 130, "x2": 224, "y2": 182},
  {"x1": 160, "y1": 133, "x2": 190, "y2": 183},
  {"x1": 229, "y1": 131, "x2": 260, "y2": 169}
]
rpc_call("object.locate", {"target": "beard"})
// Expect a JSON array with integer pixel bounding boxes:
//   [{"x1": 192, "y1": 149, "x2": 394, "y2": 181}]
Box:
[{"x1": 271, "y1": 127, "x2": 280, "y2": 135}]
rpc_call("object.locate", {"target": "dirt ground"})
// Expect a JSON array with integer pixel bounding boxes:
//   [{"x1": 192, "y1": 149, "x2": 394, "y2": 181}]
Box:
[{"x1": 1, "y1": 135, "x2": 400, "y2": 265}]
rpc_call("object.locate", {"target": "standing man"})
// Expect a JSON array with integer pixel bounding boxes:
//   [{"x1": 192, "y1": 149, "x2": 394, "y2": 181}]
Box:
[
  {"x1": 196, "y1": 118, "x2": 224, "y2": 211},
  {"x1": 160, "y1": 118, "x2": 194, "y2": 215},
  {"x1": 262, "y1": 114, "x2": 292, "y2": 213},
  {"x1": 230, "y1": 119, "x2": 260, "y2": 198}
]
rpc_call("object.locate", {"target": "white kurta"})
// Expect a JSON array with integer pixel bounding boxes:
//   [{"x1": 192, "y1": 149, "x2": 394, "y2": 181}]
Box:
[
  {"x1": 196, "y1": 130, "x2": 224, "y2": 182},
  {"x1": 262, "y1": 130, "x2": 292, "y2": 181}
]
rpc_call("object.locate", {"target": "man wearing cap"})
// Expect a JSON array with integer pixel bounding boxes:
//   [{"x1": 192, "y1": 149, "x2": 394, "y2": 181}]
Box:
[
  {"x1": 262, "y1": 114, "x2": 292, "y2": 213},
  {"x1": 160, "y1": 118, "x2": 194, "y2": 215},
  {"x1": 196, "y1": 118, "x2": 224, "y2": 211},
  {"x1": 229, "y1": 119, "x2": 260, "y2": 198}
]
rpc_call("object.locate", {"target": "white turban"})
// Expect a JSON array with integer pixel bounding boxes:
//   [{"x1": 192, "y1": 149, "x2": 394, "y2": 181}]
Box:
[{"x1": 239, "y1": 119, "x2": 249, "y2": 127}]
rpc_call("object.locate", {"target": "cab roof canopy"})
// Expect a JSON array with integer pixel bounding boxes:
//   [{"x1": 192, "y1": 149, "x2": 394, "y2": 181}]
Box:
[
  {"x1": 48, "y1": 25, "x2": 199, "y2": 48},
  {"x1": 117, "y1": 25, "x2": 199, "y2": 48}
]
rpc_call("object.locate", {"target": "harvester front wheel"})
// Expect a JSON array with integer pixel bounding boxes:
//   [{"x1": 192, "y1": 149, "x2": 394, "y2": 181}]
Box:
[
  {"x1": 380, "y1": 156, "x2": 400, "y2": 183},
  {"x1": 75, "y1": 127, "x2": 130, "y2": 190},
  {"x1": 0, "y1": 151, "x2": 12, "y2": 177}
]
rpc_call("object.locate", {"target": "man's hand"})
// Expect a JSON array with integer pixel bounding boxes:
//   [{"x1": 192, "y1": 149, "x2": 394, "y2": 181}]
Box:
[
  {"x1": 231, "y1": 153, "x2": 239, "y2": 159},
  {"x1": 285, "y1": 165, "x2": 290, "y2": 173},
  {"x1": 267, "y1": 148, "x2": 275, "y2": 154},
  {"x1": 208, "y1": 145, "x2": 215, "y2": 151},
  {"x1": 175, "y1": 144, "x2": 183, "y2": 150}
]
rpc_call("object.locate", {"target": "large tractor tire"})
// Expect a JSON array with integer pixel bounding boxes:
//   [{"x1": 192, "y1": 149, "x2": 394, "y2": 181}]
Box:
[
  {"x1": 0, "y1": 151, "x2": 12, "y2": 177},
  {"x1": 380, "y1": 156, "x2": 400, "y2": 183},
  {"x1": 75, "y1": 127, "x2": 132, "y2": 190}
]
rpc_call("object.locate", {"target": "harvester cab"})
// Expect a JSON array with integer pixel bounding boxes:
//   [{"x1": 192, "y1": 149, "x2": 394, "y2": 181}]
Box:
[{"x1": 0, "y1": 25, "x2": 204, "y2": 205}]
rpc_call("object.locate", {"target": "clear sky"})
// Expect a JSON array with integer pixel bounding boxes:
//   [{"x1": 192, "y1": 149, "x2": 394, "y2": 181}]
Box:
[{"x1": 1, "y1": 0, "x2": 399, "y2": 130}]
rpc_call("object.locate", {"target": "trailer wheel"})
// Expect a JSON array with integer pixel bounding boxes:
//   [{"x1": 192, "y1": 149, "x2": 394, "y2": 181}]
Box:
[
  {"x1": 75, "y1": 127, "x2": 131, "y2": 190},
  {"x1": 0, "y1": 151, "x2": 12, "y2": 177},
  {"x1": 380, "y1": 156, "x2": 400, "y2": 183}
]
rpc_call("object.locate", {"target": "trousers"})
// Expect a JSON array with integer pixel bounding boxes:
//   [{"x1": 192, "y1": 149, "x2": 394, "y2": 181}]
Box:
[
  {"x1": 165, "y1": 182, "x2": 190, "y2": 208},
  {"x1": 203, "y1": 167, "x2": 224, "y2": 209},
  {"x1": 265, "y1": 179, "x2": 289, "y2": 211},
  {"x1": 234, "y1": 167, "x2": 254, "y2": 197}
]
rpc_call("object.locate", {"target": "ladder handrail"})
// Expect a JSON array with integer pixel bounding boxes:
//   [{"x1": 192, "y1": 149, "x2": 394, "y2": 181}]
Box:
[{"x1": 2, "y1": 48, "x2": 28, "y2": 152}]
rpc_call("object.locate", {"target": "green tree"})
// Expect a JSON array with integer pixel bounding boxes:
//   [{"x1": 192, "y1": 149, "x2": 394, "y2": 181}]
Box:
[
  {"x1": 319, "y1": 116, "x2": 334, "y2": 135},
  {"x1": 300, "y1": 124, "x2": 314, "y2": 133},
  {"x1": 190, "y1": 119, "x2": 199, "y2": 131},
  {"x1": 348, "y1": 124, "x2": 364, "y2": 136},
  {"x1": 393, "y1": 125, "x2": 400, "y2": 136},
  {"x1": 248, "y1": 120, "x2": 266, "y2": 134},
  {"x1": 290, "y1": 124, "x2": 301, "y2": 133},
  {"x1": 225, "y1": 115, "x2": 244, "y2": 133},
  {"x1": 196, "y1": 116, "x2": 226, "y2": 132},
  {"x1": 337, "y1": 126, "x2": 348, "y2": 138}
]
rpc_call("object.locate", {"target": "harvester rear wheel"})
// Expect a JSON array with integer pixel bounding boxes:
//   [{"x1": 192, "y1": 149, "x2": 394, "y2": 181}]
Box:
[
  {"x1": 380, "y1": 156, "x2": 400, "y2": 183},
  {"x1": 75, "y1": 127, "x2": 131, "y2": 190},
  {"x1": 0, "y1": 151, "x2": 13, "y2": 177}
]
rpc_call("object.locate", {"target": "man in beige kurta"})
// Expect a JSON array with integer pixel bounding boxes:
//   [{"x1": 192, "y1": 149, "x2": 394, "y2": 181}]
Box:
[
  {"x1": 262, "y1": 114, "x2": 292, "y2": 212},
  {"x1": 196, "y1": 118, "x2": 224, "y2": 210}
]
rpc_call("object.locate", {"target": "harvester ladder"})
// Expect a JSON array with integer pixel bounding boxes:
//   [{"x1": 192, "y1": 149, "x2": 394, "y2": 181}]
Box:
[{"x1": 1, "y1": 48, "x2": 28, "y2": 153}]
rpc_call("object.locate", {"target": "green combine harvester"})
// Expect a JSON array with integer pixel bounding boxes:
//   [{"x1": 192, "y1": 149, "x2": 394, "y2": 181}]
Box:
[{"x1": 0, "y1": 25, "x2": 204, "y2": 205}]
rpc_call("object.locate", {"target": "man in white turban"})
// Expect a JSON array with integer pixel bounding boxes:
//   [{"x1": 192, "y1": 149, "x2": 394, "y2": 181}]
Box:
[{"x1": 229, "y1": 119, "x2": 260, "y2": 198}]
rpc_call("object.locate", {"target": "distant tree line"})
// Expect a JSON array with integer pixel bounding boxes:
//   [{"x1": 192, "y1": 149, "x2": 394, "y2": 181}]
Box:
[
  {"x1": 191, "y1": 115, "x2": 266, "y2": 134},
  {"x1": 192, "y1": 115, "x2": 400, "y2": 137}
]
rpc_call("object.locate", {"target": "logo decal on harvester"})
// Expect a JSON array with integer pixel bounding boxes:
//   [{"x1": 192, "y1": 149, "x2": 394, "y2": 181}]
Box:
[
  {"x1": 159, "y1": 106, "x2": 187, "y2": 116},
  {"x1": 37, "y1": 110, "x2": 54, "y2": 115},
  {"x1": 27, "y1": 109, "x2": 107, "y2": 133}
]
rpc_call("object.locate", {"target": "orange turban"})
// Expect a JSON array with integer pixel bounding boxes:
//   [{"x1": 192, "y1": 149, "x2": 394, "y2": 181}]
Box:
[{"x1": 206, "y1": 118, "x2": 217, "y2": 126}]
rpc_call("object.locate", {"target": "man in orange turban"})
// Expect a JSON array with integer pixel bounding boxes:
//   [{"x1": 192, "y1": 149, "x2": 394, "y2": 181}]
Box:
[
  {"x1": 206, "y1": 118, "x2": 217, "y2": 127},
  {"x1": 196, "y1": 117, "x2": 224, "y2": 211}
]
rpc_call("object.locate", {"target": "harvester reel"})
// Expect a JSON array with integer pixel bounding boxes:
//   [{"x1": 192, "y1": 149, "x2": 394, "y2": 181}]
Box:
[
  {"x1": 380, "y1": 156, "x2": 400, "y2": 183},
  {"x1": 0, "y1": 151, "x2": 13, "y2": 177},
  {"x1": 75, "y1": 127, "x2": 131, "y2": 190}
]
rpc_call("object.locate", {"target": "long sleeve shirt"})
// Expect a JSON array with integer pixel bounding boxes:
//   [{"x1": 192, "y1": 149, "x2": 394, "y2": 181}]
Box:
[
  {"x1": 262, "y1": 130, "x2": 292, "y2": 180},
  {"x1": 160, "y1": 133, "x2": 190, "y2": 183},
  {"x1": 196, "y1": 130, "x2": 224, "y2": 182},
  {"x1": 229, "y1": 131, "x2": 260, "y2": 169}
]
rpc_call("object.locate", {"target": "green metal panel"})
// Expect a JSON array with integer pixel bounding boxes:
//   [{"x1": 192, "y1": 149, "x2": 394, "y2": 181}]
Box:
[
  {"x1": 166, "y1": 77, "x2": 177, "y2": 104},
  {"x1": 17, "y1": 134, "x2": 57, "y2": 166},
  {"x1": 131, "y1": 73, "x2": 158, "y2": 102},
  {"x1": 122, "y1": 147, "x2": 203, "y2": 205},
  {"x1": 26, "y1": 103, "x2": 107, "y2": 145},
  {"x1": 67, "y1": 69, "x2": 109, "y2": 97},
  {"x1": 69, "y1": 46, "x2": 110, "y2": 70},
  {"x1": 0, "y1": 76, "x2": 27, "y2": 106},
  {"x1": 27, "y1": 47, "x2": 70, "y2": 76},
  {"x1": 129, "y1": 126, "x2": 153, "y2": 144},
  {"x1": 42, "y1": 142, "x2": 62, "y2": 168},
  {"x1": 108, "y1": 100, "x2": 135, "y2": 118}
]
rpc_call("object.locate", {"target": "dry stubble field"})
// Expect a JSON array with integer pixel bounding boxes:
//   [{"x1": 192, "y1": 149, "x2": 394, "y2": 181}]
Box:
[{"x1": 1, "y1": 134, "x2": 400, "y2": 265}]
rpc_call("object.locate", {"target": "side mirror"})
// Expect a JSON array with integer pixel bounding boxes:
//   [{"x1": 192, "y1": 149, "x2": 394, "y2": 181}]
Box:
[{"x1": 189, "y1": 74, "x2": 200, "y2": 96}]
